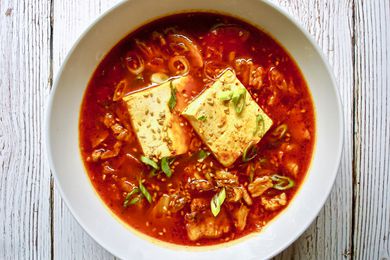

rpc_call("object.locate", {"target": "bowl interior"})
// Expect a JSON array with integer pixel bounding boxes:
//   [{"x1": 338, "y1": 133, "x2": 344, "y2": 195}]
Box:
[{"x1": 46, "y1": 0, "x2": 343, "y2": 259}]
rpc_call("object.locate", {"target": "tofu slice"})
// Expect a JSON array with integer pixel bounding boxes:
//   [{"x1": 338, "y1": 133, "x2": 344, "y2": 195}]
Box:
[
  {"x1": 182, "y1": 70, "x2": 273, "y2": 167},
  {"x1": 123, "y1": 77, "x2": 190, "y2": 159}
]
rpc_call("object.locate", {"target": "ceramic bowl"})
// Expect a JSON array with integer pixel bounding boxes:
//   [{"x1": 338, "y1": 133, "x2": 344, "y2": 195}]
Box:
[{"x1": 46, "y1": 0, "x2": 343, "y2": 259}]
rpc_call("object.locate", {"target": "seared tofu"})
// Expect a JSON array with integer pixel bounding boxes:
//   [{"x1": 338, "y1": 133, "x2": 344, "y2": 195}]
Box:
[
  {"x1": 123, "y1": 77, "x2": 190, "y2": 159},
  {"x1": 182, "y1": 70, "x2": 273, "y2": 167}
]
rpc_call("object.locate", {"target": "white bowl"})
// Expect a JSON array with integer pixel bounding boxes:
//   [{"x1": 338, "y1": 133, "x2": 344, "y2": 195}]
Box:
[{"x1": 45, "y1": 0, "x2": 343, "y2": 259}]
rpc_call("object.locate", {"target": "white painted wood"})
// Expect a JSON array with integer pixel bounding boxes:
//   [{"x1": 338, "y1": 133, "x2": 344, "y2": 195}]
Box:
[
  {"x1": 52, "y1": 1, "x2": 121, "y2": 259},
  {"x1": 1, "y1": 0, "x2": 389, "y2": 259},
  {"x1": 272, "y1": 0, "x2": 355, "y2": 259},
  {"x1": 0, "y1": 0, "x2": 52, "y2": 259},
  {"x1": 353, "y1": 0, "x2": 390, "y2": 259}
]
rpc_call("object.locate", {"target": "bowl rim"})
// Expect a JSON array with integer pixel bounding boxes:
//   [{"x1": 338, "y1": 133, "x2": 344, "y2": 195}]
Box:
[{"x1": 45, "y1": 0, "x2": 344, "y2": 258}]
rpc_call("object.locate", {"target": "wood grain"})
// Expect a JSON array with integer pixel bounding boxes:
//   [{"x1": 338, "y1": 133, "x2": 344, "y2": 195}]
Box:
[
  {"x1": 353, "y1": 0, "x2": 390, "y2": 259},
  {"x1": 0, "y1": 0, "x2": 52, "y2": 259},
  {"x1": 1, "y1": 0, "x2": 389, "y2": 259},
  {"x1": 51, "y1": 1, "x2": 120, "y2": 259},
  {"x1": 272, "y1": 0, "x2": 355, "y2": 259}
]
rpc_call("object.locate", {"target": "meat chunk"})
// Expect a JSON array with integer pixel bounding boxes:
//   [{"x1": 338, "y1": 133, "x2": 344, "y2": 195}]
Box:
[
  {"x1": 216, "y1": 170, "x2": 253, "y2": 206},
  {"x1": 111, "y1": 123, "x2": 130, "y2": 141},
  {"x1": 248, "y1": 176, "x2": 273, "y2": 197},
  {"x1": 188, "y1": 179, "x2": 214, "y2": 192},
  {"x1": 185, "y1": 209, "x2": 230, "y2": 241},
  {"x1": 232, "y1": 205, "x2": 250, "y2": 231},
  {"x1": 241, "y1": 186, "x2": 253, "y2": 206},
  {"x1": 185, "y1": 197, "x2": 231, "y2": 241},
  {"x1": 103, "y1": 113, "x2": 116, "y2": 128},
  {"x1": 226, "y1": 186, "x2": 253, "y2": 206},
  {"x1": 91, "y1": 141, "x2": 122, "y2": 161},
  {"x1": 226, "y1": 186, "x2": 243, "y2": 202},
  {"x1": 190, "y1": 198, "x2": 209, "y2": 212},
  {"x1": 261, "y1": 193, "x2": 287, "y2": 211},
  {"x1": 215, "y1": 170, "x2": 239, "y2": 187}
]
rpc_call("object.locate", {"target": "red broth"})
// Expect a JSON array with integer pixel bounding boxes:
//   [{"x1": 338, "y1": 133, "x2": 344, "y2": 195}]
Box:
[{"x1": 79, "y1": 13, "x2": 315, "y2": 246}]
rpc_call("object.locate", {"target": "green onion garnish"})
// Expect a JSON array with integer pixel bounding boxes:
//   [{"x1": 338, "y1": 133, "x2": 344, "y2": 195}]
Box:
[
  {"x1": 161, "y1": 157, "x2": 172, "y2": 178},
  {"x1": 139, "y1": 180, "x2": 152, "y2": 203},
  {"x1": 232, "y1": 87, "x2": 246, "y2": 114},
  {"x1": 242, "y1": 142, "x2": 257, "y2": 162},
  {"x1": 128, "y1": 195, "x2": 142, "y2": 206},
  {"x1": 123, "y1": 188, "x2": 140, "y2": 207},
  {"x1": 140, "y1": 156, "x2": 159, "y2": 170},
  {"x1": 198, "y1": 149, "x2": 210, "y2": 162},
  {"x1": 168, "y1": 81, "x2": 177, "y2": 111},
  {"x1": 271, "y1": 124, "x2": 288, "y2": 140},
  {"x1": 271, "y1": 174, "x2": 295, "y2": 190},
  {"x1": 253, "y1": 114, "x2": 265, "y2": 135},
  {"x1": 210, "y1": 187, "x2": 226, "y2": 217},
  {"x1": 197, "y1": 115, "x2": 207, "y2": 121}
]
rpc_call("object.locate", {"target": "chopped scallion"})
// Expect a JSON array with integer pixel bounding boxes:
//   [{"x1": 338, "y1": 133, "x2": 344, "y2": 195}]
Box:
[
  {"x1": 271, "y1": 124, "x2": 288, "y2": 140},
  {"x1": 168, "y1": 81, "x2": 177, "y2": 111},
  {"x1": 210, "y1": 187, "x2": 226, "y2": 217},
  {"x1": 253, "y1": 114, "x2": 265, "y2": 135},
  {"x1": 161, "y1": 157, "x2": 172, "y2": 178},
  {"x1": 232, "y1": 87, "x2": 246, "y2": 114},
  {"x1": 123, "y1": 188, "x2": 140, "y2": 207},
  {"x1": 197, "y1": 150, "x2": 210, "y2": 162},
  {"x1": 197, "y1": 115, "x2": 207, "y2": 121},
  {"x1": 271, "y1": 174, "x2": 295, "y2": 190},
  {"x1": 139, "y1": 180, "x2": 152, "y2": 203},
  {"x1": 242, "y1": 142, "x2": 257, "y2": 162},
  {"x1": 149, "y1": 168, "x2": 157, "y2": 177},
  {"x1": 128, "y1": 195, "x2": 142, "y2": 206},
  {"x1": 140, "y1": 156, "x2": 159, "y2": 170}
]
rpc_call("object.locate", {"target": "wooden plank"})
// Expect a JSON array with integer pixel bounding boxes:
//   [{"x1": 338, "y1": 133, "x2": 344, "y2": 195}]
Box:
[
  {"x1": 51, "y1": 0, "x2": 120, "y2": 259},
  {"x1": 272, "y1": 0, "x2": 355, "y2": 259},
  {"x1": 0, "y1": 0, "x2": 52, "y2": 259},
  {"x1": 51, "y1": 0, "x2": 355, "y2": 259},
  {"x1": 353, "y1": 0, "x2": 390, "y2": 259}
]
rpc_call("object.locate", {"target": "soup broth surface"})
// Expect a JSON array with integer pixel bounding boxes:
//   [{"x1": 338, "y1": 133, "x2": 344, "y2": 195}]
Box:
[{"x1": 80, "y1": 12, "x2": 315, "y2": 246}]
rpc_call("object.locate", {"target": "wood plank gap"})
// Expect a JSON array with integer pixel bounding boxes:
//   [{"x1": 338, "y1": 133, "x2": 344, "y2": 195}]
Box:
[
  {"x1": 350, "y1": 0, "x2": 357, "y2": 258},
  {"x1": 49, "y1": 1, "x2": 55, "y2": 260}
]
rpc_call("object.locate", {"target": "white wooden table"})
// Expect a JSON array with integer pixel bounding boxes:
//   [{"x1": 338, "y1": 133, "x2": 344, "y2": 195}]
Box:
[{"x1": 1, "y1": 0, "x2": 389, "y2": 259}]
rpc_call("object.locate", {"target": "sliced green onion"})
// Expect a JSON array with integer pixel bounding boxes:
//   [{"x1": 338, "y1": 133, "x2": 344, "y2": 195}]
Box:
[
  {"x1": 123, "y1": 188, "x2": 140, "y2": 207},
  {"x1": 217, "y1": 90, "x2": 233, "y2": 101},
  {"x1": 197, "y1": 150, "x2": 210, "y2": 162},
  {"x1": 140, "y1": 156, "x2": 159, "y2": 170},
  {"x1": 168, "y1": 81, "x2": 177, "y2": 111},
  {"x1": 242, "y1": 142, "x2": 257, "y2": 162},
  {"x1": 139, "y1": 180, "x2": 152, "y2": 203},
  {"x1": 128, "y1": 195, "x2": 142, "y2": 206},
  {"x1": 232, "y1": 87, "x2": 246, "y2": 114},
  {"x1": 197, "y1": 115, "x2": 207, "y2": 121},
  {"x1": 210, "y1": 187, "x2": 226, "y2": 217},
  {"x1": 271, "y1": 124, "x2": 288, "y2": 140},
  {"x1": 253, "y1": 114, "x2": 265, "y2": 135},
  {"x1": 161, "y1": 157, "x2": 172, "y2": 178},
  {"x1": 271, "y1": 174, "x2": 295, "y2": 190},
  {"x1": 149, "y1": 168, "x2": 157, "y2": 177}
]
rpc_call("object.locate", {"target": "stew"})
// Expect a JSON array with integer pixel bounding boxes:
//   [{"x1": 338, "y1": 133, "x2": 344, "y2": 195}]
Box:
[{"x1": 79, "y1": 12, "x2": 315, "y2": 246}]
